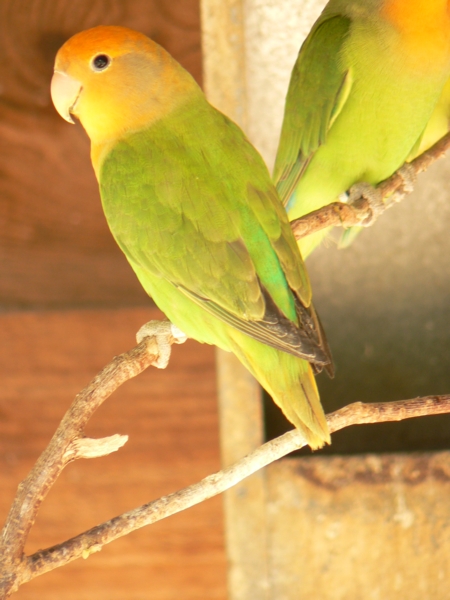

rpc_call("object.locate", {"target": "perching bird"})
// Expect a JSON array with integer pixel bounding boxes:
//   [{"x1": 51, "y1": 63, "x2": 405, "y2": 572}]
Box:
[
  {"x1": 273, "y1": 0, "x2": 450, "y2": 257},
  {"x1": 51, "y1": 26, "x2": 333, "y2": 449}
]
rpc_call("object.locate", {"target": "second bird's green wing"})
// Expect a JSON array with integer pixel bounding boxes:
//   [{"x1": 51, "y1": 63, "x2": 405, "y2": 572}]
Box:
[{"x1": 273, "y1": 14, "x2": 353, "y2": 205}]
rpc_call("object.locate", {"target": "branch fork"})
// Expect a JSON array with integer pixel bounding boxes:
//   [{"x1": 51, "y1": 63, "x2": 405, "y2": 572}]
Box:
[
  {"x1": 2, "y1": 130, "x2": 450, "y2": 596},
  {"x1": 2, "y1": 326, "x2": 450, "y2": 597},
  {"x1": 0, "y1": 327, "x2": 175, "y2": 597}
]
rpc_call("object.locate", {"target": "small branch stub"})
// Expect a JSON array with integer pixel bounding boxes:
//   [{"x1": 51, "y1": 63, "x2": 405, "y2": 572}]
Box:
[
  {"x1": 2, "y1": 292, "x2": 450, "y2": 595},
  {"x1": 63, "y1": 435, "x2": 129, "y2": 461},
  {"x1": 12, "y1": 394, "x2": 450, "y2": 591},
  {"x1": 0, "y1": 325, "x2": 177, "y2": 599}
]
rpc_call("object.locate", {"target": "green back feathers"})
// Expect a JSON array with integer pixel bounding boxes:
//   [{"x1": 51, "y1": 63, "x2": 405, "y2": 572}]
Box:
[
  {"x1": 52, "y1": 24, "x2": 334, "y2": 448},
  {"x1": 99, "y1": 96, "x2": 330, "y2": 364}
]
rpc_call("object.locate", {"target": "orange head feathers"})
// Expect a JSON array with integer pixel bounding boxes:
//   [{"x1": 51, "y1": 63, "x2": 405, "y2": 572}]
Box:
[
  {"x1": 51, "y1": 26, "x2": 200, "y2": 147},
  {"x1": 381, "y1": 0, "x2": 450, "y2": 66}
]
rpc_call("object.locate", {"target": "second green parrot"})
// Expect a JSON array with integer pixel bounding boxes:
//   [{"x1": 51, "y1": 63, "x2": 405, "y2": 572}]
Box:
[
  {"x1": 50, "y1": 26, "x2": 333, "y2": 449},
  {"x1": 274, "y1": 0, "x2": 450, "y2": 257}
]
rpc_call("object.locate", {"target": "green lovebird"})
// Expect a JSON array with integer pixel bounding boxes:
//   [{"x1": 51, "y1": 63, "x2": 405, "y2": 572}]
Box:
[
  {"x1": 50, "y1": 26, "x2": 333, "y2": 449},
  {"x1": 273, "y1": 0, "x2": 450, "y2": 257}
]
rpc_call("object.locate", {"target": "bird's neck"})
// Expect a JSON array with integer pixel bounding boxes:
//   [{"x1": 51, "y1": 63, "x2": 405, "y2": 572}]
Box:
[
  {"x1": 382, "y1": 0, "x2": 450, "y2": 35},
  {"x1": 382, "y1": 0, "x2": 450, "y2": 65}
]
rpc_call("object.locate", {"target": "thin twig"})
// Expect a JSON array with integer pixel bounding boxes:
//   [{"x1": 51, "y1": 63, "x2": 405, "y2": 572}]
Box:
[
  {"x1": 290, "y1": 130, "x2": 450, "y2": 240},
  {"x1": 0, "y1": 334, "x2": 163, "y2": 599},
  {"x1": 63, "y1": 434, "x2": 129, "y2": 461},
  {"x1": 9, "y1": 394, "x2": 450, "y2": 592}
]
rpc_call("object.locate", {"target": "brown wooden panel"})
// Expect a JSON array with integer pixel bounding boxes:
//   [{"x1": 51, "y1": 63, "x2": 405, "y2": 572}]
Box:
[
  {"x1": 0, "y1": 307, "x2": 227, "y2": 599},
  {"x1": 0, "y1": 0, "x2": 202, "y2": 309}
]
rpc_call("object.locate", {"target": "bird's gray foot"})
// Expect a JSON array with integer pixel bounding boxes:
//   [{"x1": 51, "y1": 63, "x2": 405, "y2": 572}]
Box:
[
  {"x1": 390, "y1": 163, "x2": 416, "y2": 205},
  {"x1": 136, "y1": 320, "x2": 188, "y2": 369},
  {"x1": 348, "y1": 181, "x2": 384, "y2": 226}
]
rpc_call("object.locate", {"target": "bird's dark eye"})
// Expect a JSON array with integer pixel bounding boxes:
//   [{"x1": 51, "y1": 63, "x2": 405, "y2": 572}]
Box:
[{"x1": 91, "y1": 54, "x2": 111, "y2": 71}]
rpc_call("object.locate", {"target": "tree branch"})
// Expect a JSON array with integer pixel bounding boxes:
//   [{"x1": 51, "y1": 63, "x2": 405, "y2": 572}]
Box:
[
  {"x1": 7, "y1": 390, "x2": 450, "y2": 593},
  {"x1": 0, "y1": 334, "x2": 164, "y2": 598},
  {"x1": 290, "y1": 130, "x2": 450, "y2": 240},
  {"x1": 2, "y1": 324, "x2": 450, "y2": 595}
]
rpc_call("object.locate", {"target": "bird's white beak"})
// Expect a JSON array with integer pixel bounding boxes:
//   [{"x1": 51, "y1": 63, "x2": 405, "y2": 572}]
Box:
[{"x1": 50, "y1": 70, "x2": 82, "y2": 124}]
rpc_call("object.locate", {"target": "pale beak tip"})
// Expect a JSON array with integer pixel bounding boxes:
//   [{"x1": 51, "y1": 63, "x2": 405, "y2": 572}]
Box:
[
  {"x1": 51, "y1": 70, "x2": 81, "y2": 124},
  {"x1": 64, "y1": 113, "x2": 76, "y2": 125}
]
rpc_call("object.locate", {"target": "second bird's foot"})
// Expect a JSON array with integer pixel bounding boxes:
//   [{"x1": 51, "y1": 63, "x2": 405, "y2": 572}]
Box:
[
  {"x1": 348, "y1": 181, "x2": 384, "y2": 226},
  {"x1": 388, "y1": 163, "x2": 416, "y2": 206},
  {"x1": 136, "y1": 320, "x2": 188, "y2": 369}
]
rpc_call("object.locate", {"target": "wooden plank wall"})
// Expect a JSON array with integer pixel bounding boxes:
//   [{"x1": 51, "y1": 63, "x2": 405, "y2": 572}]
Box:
[
  {"x1": 0, "y1": 1, "x2": 228, "y2": 597},
  {"x1": 0, "y1": 0, "x2": 201, "y2": 309},
  {"x1": 0, "y1": 308, "x2": 226, "y2": 599}
]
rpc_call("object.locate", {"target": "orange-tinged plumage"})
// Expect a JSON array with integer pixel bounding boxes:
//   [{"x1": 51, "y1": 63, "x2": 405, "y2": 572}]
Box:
[
  {"x1": 382, "y1": 0, "x2": 450, "y2": 65},
  {"x1": 51, "y1": 25, "x2": 334, "y2": 449},
  {"x1": 57, "y1": 25, "x2": 152, "y2": 62},
  {"x1": 273, "y1": 0, "x2": 450, "y2": 256},
  {"x1": 54, "y1": 26, "x2": 200, "y2": 162}
]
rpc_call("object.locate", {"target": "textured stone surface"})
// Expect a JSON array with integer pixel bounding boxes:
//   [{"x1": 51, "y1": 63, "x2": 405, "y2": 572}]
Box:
[
  {"x1": 203, "y1": 0, "x2": 450, "y2": 453},
  {"x1": 202, "y1": 1, "x2": 450, "y2": 598},
  {"x1": 267, "y1": 456, "x2": 450, "y2": 599}
]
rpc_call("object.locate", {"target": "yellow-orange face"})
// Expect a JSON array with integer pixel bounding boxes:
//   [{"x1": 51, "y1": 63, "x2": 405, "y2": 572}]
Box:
[{"x1": 51, "y1": 26, "x2": 198, "y2": 146}]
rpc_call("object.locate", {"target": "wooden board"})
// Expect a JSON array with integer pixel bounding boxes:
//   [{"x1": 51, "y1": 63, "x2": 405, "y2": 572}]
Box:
[
  {"x1": 0, "y1": 307, "x2": 227, "y2": 599},
  {"x1": 0, "y1": 0, "x2": 201, "y2": 309}
]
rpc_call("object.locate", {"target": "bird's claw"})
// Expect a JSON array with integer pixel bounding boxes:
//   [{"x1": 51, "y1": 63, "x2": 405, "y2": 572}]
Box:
[
  {"x1": 388, "y1": 163, "x2": 416, "y2": 206},
  {"x1": 136, "y1": 320, "x2": 188, "y2": 369},
  {"x1": 348, "y1": 182, "x2": 384, "y2": 226}
]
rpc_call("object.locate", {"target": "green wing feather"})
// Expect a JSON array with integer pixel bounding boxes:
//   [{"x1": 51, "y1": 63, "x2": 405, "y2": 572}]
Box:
[
  {"x1": 273, "y1": 15, "x2": 352, "y2": 206},
  {"x1": 99, "y1": 96, "x2": 331, "y2": 367}
]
